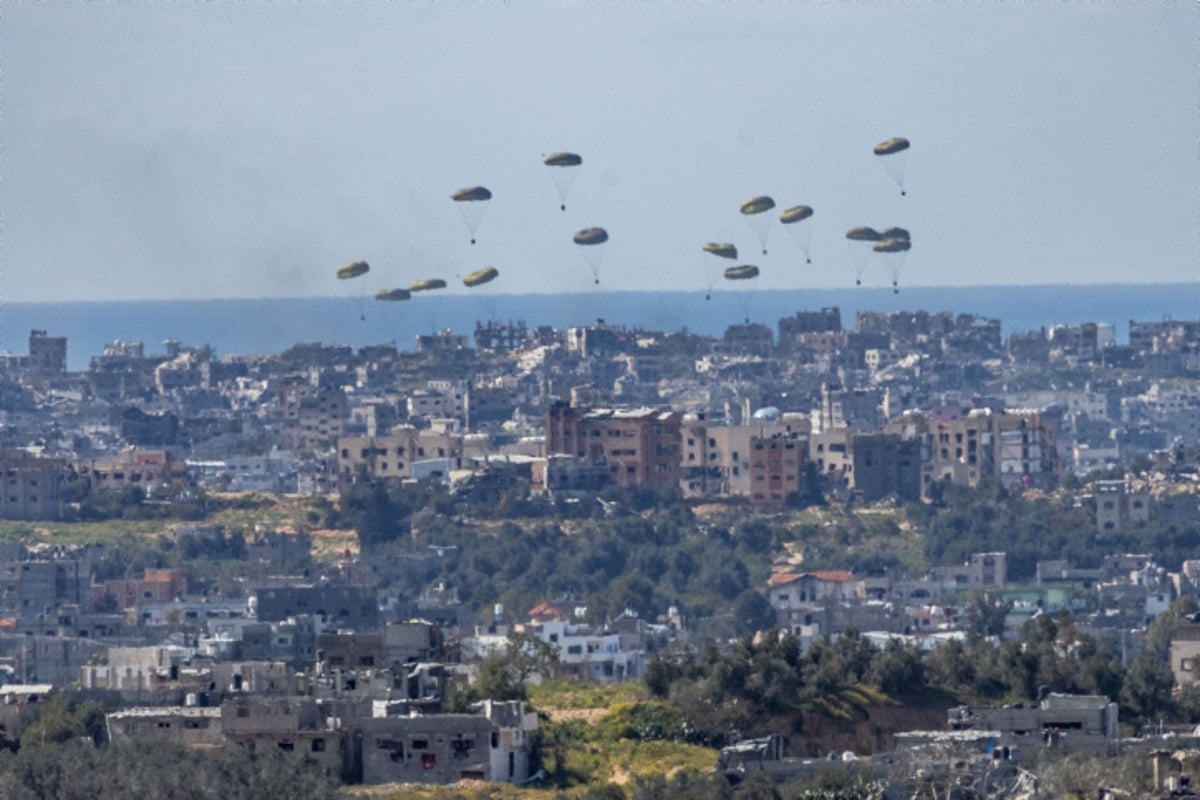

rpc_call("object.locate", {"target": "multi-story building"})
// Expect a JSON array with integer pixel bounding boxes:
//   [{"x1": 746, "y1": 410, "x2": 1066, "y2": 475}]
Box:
[
  {"x1": 809, "y1": 428, "x2": 855, "y2": 491},
  {"x1": 0, "y1": 455, "x2": 67, "y2": 520},
  {"x1": 1093, "y1": 480, "x2": 1151, "y2": 533},
  {"x1": 819, "y1": 382, "x2": 884, "y2": 433},
  {"x1": 748, "y1": 436, "x2": 805, "y2": 510},
  {"x1": 679, "y1": 412, "x2": 810, "y2": 498},
  {"x1": 545, "y1": 403, "x2": 681, "y2": 492},
  {"x1": 26, "y1": 330, "x2": 67, "y2": 377},
  {"x1": 922, "y1": 407, "x2": 1061, "y2": 493},
  {"x1": 337, "y1": 426, "x2": 464, "y2": 489},
  {"x1": 253, "y1": 584, "x2": 378, "y2": 630},
  {"x1": 360, "y1": 700, "x2": 537, "y2": 785},
  {"x1": 73, "y1": 448, "x2": 183, "y2": 494},
  {"x1": 93, "y1": 568, "x2": 187, "y2": 611},
  {"x1": 851, "y1": 432, "x2": 922, "y2": 503}
]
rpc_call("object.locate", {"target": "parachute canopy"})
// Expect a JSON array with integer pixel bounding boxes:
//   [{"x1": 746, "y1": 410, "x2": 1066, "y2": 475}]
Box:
[
  {"x1": 874, "y1": 137, "x2": 910, "y2": 156},
  {"x1": 375, "y1": 288, "x2": 411, "y2": 301},
  {"x1": 846, "y1": 227, "x2": 883, "y2": 242},
  {"x1": 463, "y1": 267, "x2": 499, "y2": 287},
  {"x1": 544, "y1": 152, "x2": 582, "y2": 167},
  {"x1": 409, "y1": 278, "x2": 447, "y2": 292},
  {"x1": 780, "y1": 205, "x2": 814, "y2": 224},
  {"x1": 544, "y1": 152, "x2": 582, "y2": 210},
  {"x1": 879, "y1": 226, "x2": 911, "y2": 241},
  {"x1": 702, "y1": 242, "x2": 738, "y2": 260},
  {"x1": 574, "y1": 227, "x2": 609, "y2": 246},
  {"x1": 337, "y1": 261, "x2": 369, "y2": 280},
  {"x1": 874, "y1": 138, "x2": 911, "y2": 195},
  {"x1": 874, "y1": 238, "x2": 912, "y2": 253},
  {"x1": 740, "y1": 196, "x2": 776, "y2": 215},
  {"x1": 451, "y1": 186, "x2": 492, "y2": 202},
  {"x1": 724, "y1": 265, "x2": 760, "y2": 280}
]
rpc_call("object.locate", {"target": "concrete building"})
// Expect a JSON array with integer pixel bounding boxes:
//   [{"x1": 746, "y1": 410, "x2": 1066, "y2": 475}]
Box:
[
  {"x1": 106, "y1": 706, "x2": 223, "y2": 747},
  {"x1": 948, "y1": 694, "x2": 1119, "y2": 756},
  {"x1": 337, "y1": 426, "x2": 464, "y2": 489},
  {"x1": 1093, "y1": 480, "x2": 1151, "y2": 533},
  {"x1": 253, "y1": 584, "x2": 379, "y2": 630},
  {"x1": 923, "y1": 407, "x2": 1061, "y2": 494},
  {"x1": 767, "y1": 571, "x2": 866, "y2": 631},
  {"x1": 680, "y1": 412, "x2": 811, "y2": 499},
  {"x1": 851, "y1": 432, "x2": 922, "y2": 503},
  {"x1": 360, "y1": 700, "x2": 537, "y2": 785},
  {"x1": 545, "y1": 403, "x2": 681, "y2": 493},
  {"x1": 0, "y1": 455, "x2": 67, "y2": 521},
  {"x1": 26, "y1": 330, "x2": 67, "y2": 377},
  {"x1": 748, "y1": 436, "x2": 805, "y2": 510}
]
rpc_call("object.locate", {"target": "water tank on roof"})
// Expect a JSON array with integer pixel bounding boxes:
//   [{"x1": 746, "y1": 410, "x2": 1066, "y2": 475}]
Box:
[{"x1": 752, "y1": 406, "x2": 780, "y2": 421}]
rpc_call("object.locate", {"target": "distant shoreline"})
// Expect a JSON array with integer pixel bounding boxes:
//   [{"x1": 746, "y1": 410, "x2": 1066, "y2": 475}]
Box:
[{"x1": 3, "y1": 283, "x2": 1196, "y2": 372}]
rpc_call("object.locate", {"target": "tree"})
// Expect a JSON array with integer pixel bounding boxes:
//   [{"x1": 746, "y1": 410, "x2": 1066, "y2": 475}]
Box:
[
  {"x1": 475, "y1": 632, "x2": 561, "y2": 702},
  {"x1": 730, "y1": 591, "x2": 777, "y2": 635}
]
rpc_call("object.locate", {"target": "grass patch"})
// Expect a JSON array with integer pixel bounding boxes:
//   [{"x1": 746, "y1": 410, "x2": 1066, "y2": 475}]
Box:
[{"x1": 527, "y1": 680, "x2": 643, "y2": 711}]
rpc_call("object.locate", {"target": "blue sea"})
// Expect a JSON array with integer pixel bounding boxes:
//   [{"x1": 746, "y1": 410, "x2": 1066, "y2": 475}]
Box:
[{"x1": 4, "y1": 284, "x2": 1198, "y2": 372}]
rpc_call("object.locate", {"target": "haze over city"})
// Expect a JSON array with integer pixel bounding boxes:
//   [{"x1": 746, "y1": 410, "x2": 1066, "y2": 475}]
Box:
[{"x1": 3, "y1": 1, "x2": 1197, "y2": 304}]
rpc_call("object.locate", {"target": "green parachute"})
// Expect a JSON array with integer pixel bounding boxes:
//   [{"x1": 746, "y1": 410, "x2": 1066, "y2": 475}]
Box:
[
  {"x1": 874, "y1": 137, "x2": 911, "y2": 196},
  {"x1": 845, "y1": 228, "x2": 881, "y2": 285},
  {"x1": 574, "y1": 227, "x2": 609, "y2": 284},
  {"x1": 779, "y1": 205, "x2": 815, "y2": 264},
  {"x1": 375, "y1": 288, "x2": 411, "y2": 301},
  {"x1": 874, "y1": 237, "x2": 912, "y2": 293},
  {"x1": 701, "y1": 243, "x2": 738, "y2": 299},
  {"x1": 451, "y1": 186, "x2": 492, "y2": 244},
  {"x1": 409, "y1": 278, "x2": 448, "y2": 293},
  {"x1": 544, "y1": 152, "x2": 583, "y2": 210},
  {"x1": 463, "y1": 267, "x2": 499, "y2": 287},
  {"x1": 740, "y1": 196, "x2": 775, "y2": 255},
  {"x1": 336, "y1": 261, "x2": 369, "y2": 280},
  {"x1": 724, "y1": 265, "x2": 760, "y2": 280}
]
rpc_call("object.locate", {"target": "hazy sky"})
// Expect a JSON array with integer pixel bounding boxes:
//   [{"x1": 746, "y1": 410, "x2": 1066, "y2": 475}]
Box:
[{"x1": 4, "y1": 1, "x2": 1197, "y2": 303}]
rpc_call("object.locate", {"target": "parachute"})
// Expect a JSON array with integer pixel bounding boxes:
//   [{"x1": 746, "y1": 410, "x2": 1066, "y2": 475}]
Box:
[
  {"x1": 845, "y1": 226, "x2": 882, "y2": 242},
  {"x1": 874, "y1": 137, "x2": 910, "y2": 196},
  {"x1": 701, "y1": 242, "x2": 738, "y2": 299},
  {"x1": 874, "y1": 237, "x2": 912, "y2": 293},
  {"x1": 779, "y1": 205, "x2": 813, "y2": 224},
  {"x1": 702, "y1": 242, "x2": 738, "y2": 259},
  {"x1": 845, "y1": 228, "x2": 881, "y2": 285},
  {"x1": 724, "y1": 265, "x2": 760, "y2": 322},
  {"x1": 724, "y1": 265, "x2": 760, "y2": 280},
  {"x1": 451, "y1": 186, "x2": 492, "y2": 244},
  {"x1": 463, "y1": 267, "x2": 499, "y2": 287},
  {"x1": 336, "y1": 261, "x2": 369, "y2": 280},
  {"x1": 779, "y1": 205, "x2": 815, "y2": 264},
  {"x1": 335, "y1": 261, "x2": 370, "y2": 320},
  {"x1": 879, "y1": 226, "x2": 910, "y2": 241},
  {"x1": 375, "y1": 288, "x2": 411, "y2": 301},
  {"x1": 873, "y1": 137, "x2": 910, "y2": 156},
  {"x1": 573, "y1": 227, "x2": 609, "y2": 284},
  {"x1": 451, "y1": 186, "x2": 492, "y2": 202},
  {"x1": 740, "y1": 196, "x2": 775, "y2": 255},
  {"x1": 544, "y1": 152, "x2": 582, "y2": 210},
  {"x1": 409, "y1": 278, "x2": 448, "y2": 293}
]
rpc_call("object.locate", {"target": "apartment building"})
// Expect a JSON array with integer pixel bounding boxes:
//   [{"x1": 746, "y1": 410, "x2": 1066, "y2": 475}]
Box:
[{"x1": 545, "y1": 403, "x2": 680, "y2": 492}]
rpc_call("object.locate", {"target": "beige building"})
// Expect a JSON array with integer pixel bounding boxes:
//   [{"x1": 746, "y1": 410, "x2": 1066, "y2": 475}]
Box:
[
  {"x1": 679, "y1": 412, "x2": 810, "y2": 498},
  {"x1": 923, "y1": 407, "x2": 1061, "y2": 493},
  {"x1": 337, "y1": 425, "x2": 464, "y2": 489}
]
